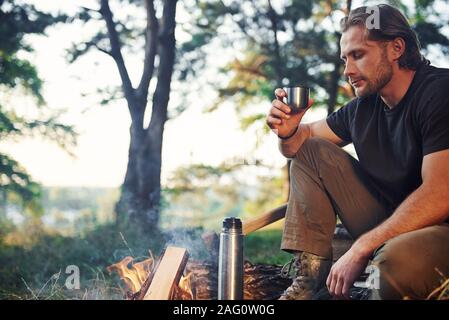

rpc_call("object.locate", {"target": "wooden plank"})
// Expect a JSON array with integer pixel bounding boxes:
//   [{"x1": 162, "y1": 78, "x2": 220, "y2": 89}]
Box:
[
  {"x1": 242, "y1": 204, "x2": 287, "y2": 235},
  {"x1": 143, "y1": 246, "x2": 189, "y2": 300}
]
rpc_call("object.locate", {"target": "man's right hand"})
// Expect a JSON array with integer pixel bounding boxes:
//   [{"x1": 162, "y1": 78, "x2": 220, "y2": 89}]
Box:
[{"x1": 266, "y1": 88, "x2": 313, "y2": 139}]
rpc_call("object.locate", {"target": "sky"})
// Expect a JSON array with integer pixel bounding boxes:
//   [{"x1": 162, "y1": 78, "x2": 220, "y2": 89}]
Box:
[{"x1": 1, "y1": 0, "x2": 448, "y2": 188}]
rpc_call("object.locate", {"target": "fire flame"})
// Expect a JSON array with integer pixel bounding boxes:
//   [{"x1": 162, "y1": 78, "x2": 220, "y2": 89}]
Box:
[
  {"x1": 107, "y1": 256, "x2": 154, "y2": 293},
  {"x1": 107, "y1": 254, "x2": 194, "y2": 299},
  {"x1": 178, "y1": 271, "x2": 194, "y2": 299}
]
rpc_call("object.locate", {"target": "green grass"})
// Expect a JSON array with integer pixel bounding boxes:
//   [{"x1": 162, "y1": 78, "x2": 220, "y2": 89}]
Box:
[{"x1": 244, "y1": 229, "x2": 291, "y2": 265}]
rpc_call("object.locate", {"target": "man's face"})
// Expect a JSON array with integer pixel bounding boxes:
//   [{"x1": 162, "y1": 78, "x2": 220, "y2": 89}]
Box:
[{"x1": 340, "y1": 26, "x2": 393, "y2": 98}]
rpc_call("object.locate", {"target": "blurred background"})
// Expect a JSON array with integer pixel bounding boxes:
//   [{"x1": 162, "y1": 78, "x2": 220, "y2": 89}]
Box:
[{"x1": 0, "y1": 0, "x2": 448, "y2": 299}]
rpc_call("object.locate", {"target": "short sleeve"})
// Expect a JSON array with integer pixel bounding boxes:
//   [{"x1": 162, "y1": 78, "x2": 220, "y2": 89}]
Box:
[
  {"x1": 419, "y1": 80, "x2": 449, "y2": 156},
  {"x1": 326, "y1": 99, "x2": 357, "y2": 143}
]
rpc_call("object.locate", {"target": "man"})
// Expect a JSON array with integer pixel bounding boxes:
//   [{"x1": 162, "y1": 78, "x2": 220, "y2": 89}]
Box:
[{"x1": 266, "y1": 4, "x2": 449, "y2": 300}]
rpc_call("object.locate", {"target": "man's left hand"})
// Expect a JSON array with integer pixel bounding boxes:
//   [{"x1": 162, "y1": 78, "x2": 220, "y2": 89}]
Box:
[{"x1": 326, "y1": 246, "x2": 370, "y2": 299}]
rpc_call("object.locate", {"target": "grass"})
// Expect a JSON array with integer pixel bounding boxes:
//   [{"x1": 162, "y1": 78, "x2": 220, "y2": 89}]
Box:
[{"x1": 244, "y1": 228, "x2": 291, "y2": 265}]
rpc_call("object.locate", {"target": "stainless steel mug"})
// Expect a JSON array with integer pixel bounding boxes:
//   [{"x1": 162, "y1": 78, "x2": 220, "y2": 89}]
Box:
[
  {"x1": 283, "y1": 86, "x2": 310, "y2": 114},
  {"x1": 218, "y1": 217, "x2": 243, "y2": 300}
]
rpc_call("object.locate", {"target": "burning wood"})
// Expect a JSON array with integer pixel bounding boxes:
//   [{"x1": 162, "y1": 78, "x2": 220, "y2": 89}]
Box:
[
  {"x1": 143, "y1": 246, "x2": 189, "y2": 300},
  {"x1": 106, "y1": 255, "x2": 154, "y2": 293},
  {"x1": 173, "y1": 272, "x2": 194, "y2": 300},
  {"x1": 108, "y1": 246, "x2": 190, "y2": 300},
  {"x1": 108, "y1": 252, "x2": 292, "y2": 300},
  {"x1": 107, "y1": 221, "x2": 353, "y2": 300}
]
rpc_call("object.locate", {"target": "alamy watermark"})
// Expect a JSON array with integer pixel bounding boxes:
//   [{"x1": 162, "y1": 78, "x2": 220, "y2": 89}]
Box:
[
  {"x1": 65, "y1": 265, "x2": 80, "y2": 290},
  {"x1": 354, "y1": 264, "x2": 380, "y2": 290},
  {"x1": 365, "y1": 5, "x2": 380, "y2": 30}
]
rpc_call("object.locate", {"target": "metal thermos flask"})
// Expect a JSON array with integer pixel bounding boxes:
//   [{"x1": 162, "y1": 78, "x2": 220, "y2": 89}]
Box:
[{"x1": 218, "y1": 217, "x2": 244, "y2": 300}]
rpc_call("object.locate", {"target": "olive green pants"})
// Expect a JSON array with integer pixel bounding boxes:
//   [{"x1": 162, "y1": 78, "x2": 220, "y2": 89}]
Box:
[{"x1": 281, "y1": 137, "x2": 449, "y2": 299}]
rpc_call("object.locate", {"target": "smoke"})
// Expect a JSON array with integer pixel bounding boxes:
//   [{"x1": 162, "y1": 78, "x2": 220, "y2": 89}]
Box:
[{"x1": 165, "y1": 227, "x2": 216, "y2": 262}]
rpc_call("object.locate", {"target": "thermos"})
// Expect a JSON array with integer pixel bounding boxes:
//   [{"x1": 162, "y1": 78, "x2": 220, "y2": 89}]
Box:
[{"x1": 218, "y1": 217, "x2": 244, "y2": 300}]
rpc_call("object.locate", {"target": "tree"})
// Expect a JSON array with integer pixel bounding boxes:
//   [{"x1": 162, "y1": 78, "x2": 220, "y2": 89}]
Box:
[
  {"x1": 69, "y1": 0, "x2": 179, "y2": 229},
  {"x1": 0, "y1": 0, "x2": 76, "y2": 219}
]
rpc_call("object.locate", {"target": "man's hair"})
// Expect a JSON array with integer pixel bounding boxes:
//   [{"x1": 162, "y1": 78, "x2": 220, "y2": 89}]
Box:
[{"x1": 340, "y1": 4, "x2": 424, "y2": 70}]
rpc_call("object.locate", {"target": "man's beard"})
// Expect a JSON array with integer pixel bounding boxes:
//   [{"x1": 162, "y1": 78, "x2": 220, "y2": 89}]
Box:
[{"x1": 354, "y1": 52, "x2": 393, "y2": 98}]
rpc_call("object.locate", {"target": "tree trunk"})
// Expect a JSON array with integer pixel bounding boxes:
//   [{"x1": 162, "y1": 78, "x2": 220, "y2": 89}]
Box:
[
  {"x1": 327, "y1": 55, "x2": 343, "y2": 115},
  {"x1": 115, "y1": 120, "x2": 163, "y2": 228},
  {"x1": 326, "y1": 0, "x2": 353, "y2": 115},
  {"x1": 101, "y1": 0, "x2": 178, "y2": 230}
]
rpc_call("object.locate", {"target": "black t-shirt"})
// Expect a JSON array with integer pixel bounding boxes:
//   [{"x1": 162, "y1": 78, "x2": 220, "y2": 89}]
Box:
[{"x1": 326, "y1": 62, "x2": 449, "y2": 211}]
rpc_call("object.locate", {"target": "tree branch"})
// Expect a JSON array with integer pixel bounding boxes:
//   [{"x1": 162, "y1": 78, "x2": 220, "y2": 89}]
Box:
[
  {"x1": 235, "y1": 1, "x2": 259, "y2": 46},
  {"x1": 148, "y1": 0, "x2": 178, "y2": 134},
  {"x1": 90, "y1": 41, "x2": 113, "y2": 57},
  {"x1": 137, "y1": 0, "x2": 159, "y2": 101},
  {"x1": 267, "y1": 0, "x2": 283, "y2": 84},
  {"x1": 80, "y1": 6, "x2": 100, "y2": 13},
  {"x1": 100, "y1": 0, "x2": 136, "y2": 108}
]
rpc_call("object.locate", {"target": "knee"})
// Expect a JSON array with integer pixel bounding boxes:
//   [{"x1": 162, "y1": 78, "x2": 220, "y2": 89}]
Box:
[
  {"x1": 300, "y1": 137, "x2": 334, "y2": 153},
  {"x1": 371, "y1": 233, "x2": 432, "y2": 300},
  {"x1": 371, "y1": 240, "x2": 407, "y2": 299},
  {"x1": 292, "y1": 137, "x2": 341, "y2": 169}
]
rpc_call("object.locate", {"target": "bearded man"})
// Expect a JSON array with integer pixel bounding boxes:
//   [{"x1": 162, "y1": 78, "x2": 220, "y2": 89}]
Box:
[{"x1": 266, "y1": 4, "x2": 449, "y2": 300}]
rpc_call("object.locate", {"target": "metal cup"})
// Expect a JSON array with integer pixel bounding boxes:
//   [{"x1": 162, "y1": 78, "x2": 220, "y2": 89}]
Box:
[{"x1": 283, "y1": 86, "x2": 310, "y2": 114}]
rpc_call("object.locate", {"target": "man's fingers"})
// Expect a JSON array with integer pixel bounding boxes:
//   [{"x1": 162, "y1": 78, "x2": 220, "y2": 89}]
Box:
[
  {"x1": 328, "y1": 272, "x2": 337, "y2": 295},
  {"x1": 342, "y1": 282, "x2": 351, "y2": 300},
  {"x1": 334, "y1": 277, "x2": 344, "y2": 298},
  {"x1": 272, "y1": 99, "x2": 291, "y2": 114},
  {"x1": 274, "y1": 88, "x2": 287, "y2": 99},
  {"x1": 326, "y1": 271, "x2": 332, "y2": 289},
  {"x1": 266, "y1": 115, "x2": 282, "y2": 127},
  {"x1": 270, "y1": 105, "x2": 291, "y2": 120}
]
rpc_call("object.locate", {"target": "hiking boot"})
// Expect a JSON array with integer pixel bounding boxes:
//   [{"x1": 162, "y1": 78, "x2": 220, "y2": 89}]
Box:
[{"x1": 279, "y1": 251, "x2": 332, "y2": 300}]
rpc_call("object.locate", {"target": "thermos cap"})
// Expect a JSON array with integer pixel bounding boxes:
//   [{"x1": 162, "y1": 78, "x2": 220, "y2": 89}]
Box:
[{"x1": 222, "y1": 217, "x2": 242, "y2": 230}]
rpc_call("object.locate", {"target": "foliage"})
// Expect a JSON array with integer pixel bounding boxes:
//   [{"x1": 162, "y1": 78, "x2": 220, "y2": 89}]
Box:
[
  {"x1": 0, "y1": 155, "x2": 42, "y2": 217},
  {"x1": 0, "y1": 0, "x2": 66, "y2": 101},
  {"x1": 0, "y1": 0, "x2": 76, "y2": 217}
]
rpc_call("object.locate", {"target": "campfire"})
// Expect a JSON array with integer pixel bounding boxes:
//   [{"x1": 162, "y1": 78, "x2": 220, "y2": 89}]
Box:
[
  {"x1": 107, "y1": 244, "x2": 292, "y2": 300},
  {"x1": 106, "y1": 206, "x2": 355, "y2": 300},
  {"x1": 106, "y1": 206, "x2": 329, "y2": 300},
  {"x1": 107, "y1": 247, "x2": 194, "y2": 300}
]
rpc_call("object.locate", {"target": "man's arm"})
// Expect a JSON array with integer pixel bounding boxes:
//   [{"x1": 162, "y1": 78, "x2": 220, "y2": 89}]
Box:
[
  {"x1": 327, "y1": 148, "x2": 449, "y2": 298},
  {"x1": 279, "y1": 119, "x2": 347, "y2": 158},
  {"x1": 267, "y1": 88, "x2": 348, "y2": 158}
]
